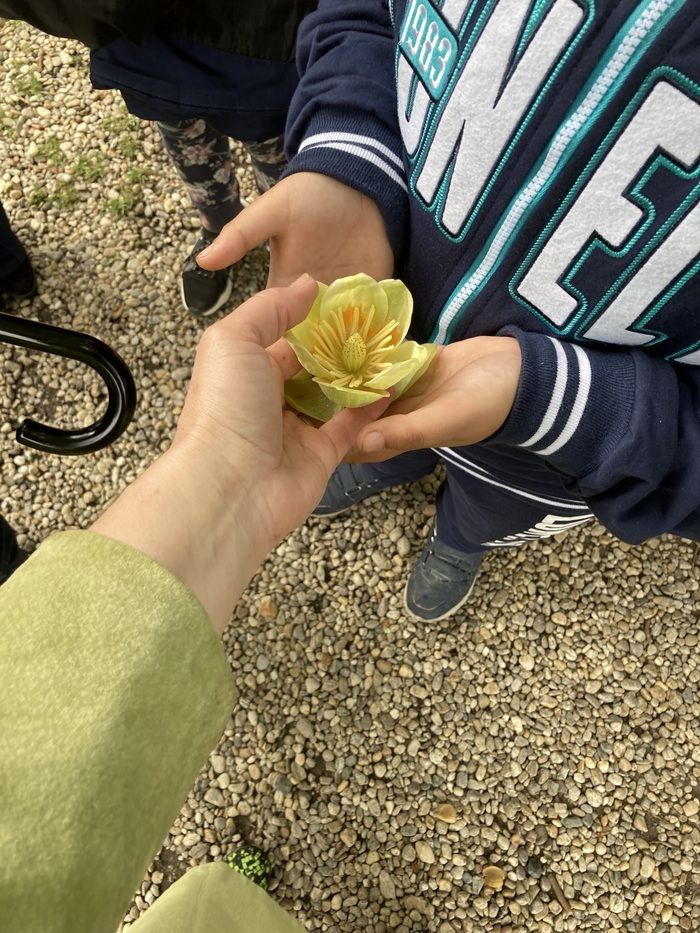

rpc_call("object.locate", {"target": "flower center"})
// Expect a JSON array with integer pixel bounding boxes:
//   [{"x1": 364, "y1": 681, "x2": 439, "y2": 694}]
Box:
[
  {"x1": 341, "y1": 332, "x2": 368, "y2": 373},
  {"x1": 308, "y1": 302, "x2": 401, "y2": 388}
]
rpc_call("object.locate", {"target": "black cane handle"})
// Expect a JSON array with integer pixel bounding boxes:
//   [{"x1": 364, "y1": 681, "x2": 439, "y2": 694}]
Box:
[{"x1": 0, "y1": 312, "x2": 137, "y2": 454}]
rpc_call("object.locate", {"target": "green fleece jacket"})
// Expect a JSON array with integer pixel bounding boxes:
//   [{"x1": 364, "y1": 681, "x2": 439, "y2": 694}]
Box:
[{"x1": 0, "y1": 531, "x2": 303, "y2": 933}]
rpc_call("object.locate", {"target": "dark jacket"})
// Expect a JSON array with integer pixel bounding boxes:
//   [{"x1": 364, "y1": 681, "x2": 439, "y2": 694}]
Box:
[
  {"x1": 287, "y1": 0, "x2": 700, "y2": 545},
  {"x1": 0, "y1": 0, "x2": 316, "y2": 59}
]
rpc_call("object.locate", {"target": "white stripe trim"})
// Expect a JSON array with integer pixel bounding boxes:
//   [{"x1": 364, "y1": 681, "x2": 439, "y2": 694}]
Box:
[
  {"x1": 300, "y1": 131, "x2": 405, "y2": 170},
  {"x1": 436, "y1": 447, "x2": 592, "y2": 511},
  {"x1": 434, "y1": 0, "x2": 679, "y2": 344},
  {"x1": 520, "y1": 337, "x2": 569, "y2": 448},
  {"x1": 535, "y1": 345, "x2": 592, "y2": 455},
  {"x1": 484, "y1": 515, "x2": 594, "y2": 547},
  {"x1": 435, "y1": 446, "x2": 592, "y2": 508},
  {"x1": 430, "y1": 447, "x2": 492, "y2": 478},
  {"x1": 299, "y1": 141, "x2": 408, "y2": 191}
]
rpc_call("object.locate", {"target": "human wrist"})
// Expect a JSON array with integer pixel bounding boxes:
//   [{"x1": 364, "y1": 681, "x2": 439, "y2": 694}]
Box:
[
  {"x1": 167, "y1": 437, "x2": 275, "y2": 570},
  {"x1": 92, "y1": 444, "x2": 269, "y2": 634}
]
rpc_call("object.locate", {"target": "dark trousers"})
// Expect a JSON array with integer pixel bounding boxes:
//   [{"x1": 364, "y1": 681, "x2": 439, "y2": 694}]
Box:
[
  {"x1": 0, "y1": 201, "x2": 27, "y2": 280},
  {"x1": 369, "y1": 446, "x2": 593, "y2": 554},
  {"x1": 0, "y1": 514, "x2": 25, "y2": 583}
]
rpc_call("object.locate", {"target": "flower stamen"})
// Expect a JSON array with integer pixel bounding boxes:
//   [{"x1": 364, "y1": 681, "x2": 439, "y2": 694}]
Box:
[
  {"x1": 360, "y1": 305, "x2": 375, "y2": 342},
  {"x1": 312, "y1": 347, "x2": 339, "y2": 372},
  {"x1": 319, "y1": 318, "x2": 342, "y2": 352},
  {"x1": 332, "y1": 308, "x2": 347, "y2": 346},
  {"x1": 312, "y1": 326, "x2": 337, "y2": 358},
  {"x1": 366, "y1": 318, "x2": 400, "y2": 351}
]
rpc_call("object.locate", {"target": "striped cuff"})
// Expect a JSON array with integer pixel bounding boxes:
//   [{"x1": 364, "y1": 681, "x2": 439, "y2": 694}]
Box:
[
  {"x1": 284, "y1": 115, "x2": 409, "y2": 260},
  {"x1": 493, "y1": 328, "x2": 637, "y2": 478}
]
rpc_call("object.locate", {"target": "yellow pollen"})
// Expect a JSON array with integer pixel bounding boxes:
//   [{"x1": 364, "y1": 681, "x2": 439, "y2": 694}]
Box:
[{"x1": 342, "y1": 332, "x2": 368, "y2": 373}]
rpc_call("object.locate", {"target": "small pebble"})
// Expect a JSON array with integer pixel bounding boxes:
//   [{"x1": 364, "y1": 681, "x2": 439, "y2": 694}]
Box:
[
  {"x1": 434, "y1": 803, "x2": 457, "y2": 824},
  {"x1": 482, "y1": 865, "x2": 506, "y2": 890}
]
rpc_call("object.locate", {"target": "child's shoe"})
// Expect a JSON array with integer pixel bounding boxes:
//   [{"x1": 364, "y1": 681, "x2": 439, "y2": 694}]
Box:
[
  {"x1": 0, "y1": 256, "x2": 37, "y2": 299},
  {"x1": 313, "y1": 463, "x2": 403, "y2": 518},
  {"x1": 404, "y1": 523, "x2": 483, "y2": 622},
  {"x1": 181, "y1": 228, "x2": 232, "y2": 317}
]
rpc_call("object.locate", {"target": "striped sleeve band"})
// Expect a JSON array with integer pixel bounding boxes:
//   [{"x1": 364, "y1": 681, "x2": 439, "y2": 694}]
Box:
[{"x1": 492, "y1": 327, "x2": 637, "y2": 478}]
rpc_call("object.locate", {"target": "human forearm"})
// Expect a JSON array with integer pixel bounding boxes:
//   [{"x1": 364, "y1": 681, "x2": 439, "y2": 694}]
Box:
[
  {"x1": 285, "y1": 0, "x2": 408, "y2": 258},
  {"x1": 92, "y1": 442, "x2": 264, "y2": 634},
  {"x1": 0, "y1": 278, "x2": 390, "y2": 933}
]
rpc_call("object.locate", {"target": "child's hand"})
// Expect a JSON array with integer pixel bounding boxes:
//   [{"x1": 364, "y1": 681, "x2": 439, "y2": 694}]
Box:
[
  {"x1": 347, "y1": 336, "x2": 522, "y2": 461},
  {"x1": 196, "y1": 172, "x2": 394, "y2": 287}
]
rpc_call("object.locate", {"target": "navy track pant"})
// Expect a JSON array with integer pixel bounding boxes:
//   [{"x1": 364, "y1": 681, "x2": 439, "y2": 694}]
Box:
[{"x1": 367, "y1": 445, "x2": 593, "y2": 554}]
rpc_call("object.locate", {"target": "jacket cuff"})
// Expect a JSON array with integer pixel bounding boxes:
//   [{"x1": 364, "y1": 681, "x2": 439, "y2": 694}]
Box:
[
  {"x1": 284, "y1": 112, "x2": 409, "y2": 261},
  {"x1": 492, "y1": 328, "x2": 637, "y2": 478}
]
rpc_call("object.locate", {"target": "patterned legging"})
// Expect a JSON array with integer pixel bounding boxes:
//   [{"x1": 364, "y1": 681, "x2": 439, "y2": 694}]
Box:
[{"x1": 157, "y1": 118, "x2": 287, "y2": 233}]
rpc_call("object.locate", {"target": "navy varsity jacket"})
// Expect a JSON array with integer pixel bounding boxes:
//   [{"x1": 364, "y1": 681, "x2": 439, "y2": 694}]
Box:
[{"x1": 285, "y1": 0, "x2": 700, "y2": 545}]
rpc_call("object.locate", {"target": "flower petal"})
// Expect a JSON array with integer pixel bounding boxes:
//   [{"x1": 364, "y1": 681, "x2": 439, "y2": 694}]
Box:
[
  {"x1": 285, "y1": 371, "x2": 340, "y2": 423},
  {"x1": 321, "y1": 274, "x2": 389, "y2": 329},
  {"x1": 362, "y1": 341, "x2": 424, "y2": 390},
  {"x1": 317, "y1": 378, "x2": 388, "y2": 409},
  {"x1": 391, "y1": 342, "x2": 437, "y2": 398},
  {"x1": 321, "y1": 272, "x2": 376, "y2": 306},
  {"x1": 285, "y1": 281, "x2": 327, "y2": 349},
  {"x1": 285, "y1": 330, "x2": 331, "y2": 379},
  {"x1": 379, "y1": 279, "x2": 413, "y2": 343}
]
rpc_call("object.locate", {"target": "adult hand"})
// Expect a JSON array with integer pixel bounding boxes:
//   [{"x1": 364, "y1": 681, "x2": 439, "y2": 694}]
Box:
[
  {"x1": 348, "y1": 336, "x2": 522, "y2": 461},
  {"x1": 172, "y1": 274, "x2": 390, "y2": 548},
  {"x1": 94, "y1": 276, "x2": 390, "y2": 630},
  {"x1": 196, "y1": 172, "x2": 394, "y2": 287}
]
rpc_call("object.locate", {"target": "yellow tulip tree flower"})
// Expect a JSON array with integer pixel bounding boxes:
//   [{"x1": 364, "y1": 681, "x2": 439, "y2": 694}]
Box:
[{"x1": 284, "y1": 273, "x2": 436, "y2": 422}]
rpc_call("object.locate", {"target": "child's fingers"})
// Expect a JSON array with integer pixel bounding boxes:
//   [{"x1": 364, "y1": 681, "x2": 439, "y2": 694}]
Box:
[
  {"x1": 319, "y1": 396, "x2": 393, "y2": 466},
  {"x1": 196, "y1": 189, "x2": 285, "y2": 270},
  {"x1": 355, "y1": 401, "x2": 459, "y2": 455}
]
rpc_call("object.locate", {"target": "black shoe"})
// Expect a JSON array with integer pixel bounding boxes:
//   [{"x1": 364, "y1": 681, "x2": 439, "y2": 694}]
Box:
[
  {"x1": 313, "y1": 462, "x2": 405, "y2": 518},
  {"x1": 225, "y1": 844, "x2": 271, "y2": 890},
  {"x1": 181, "y1": 228, "x2": 232, "y2": 317},
  {"x1": 0, "y1": 546, "x2": 29, "y2": 585},
  {"x1": 404, "y1": 523, "x2": 483, "y2": 622},
  {"x1": 0, "y1": 256, "x2": 37, "y2": 299}
]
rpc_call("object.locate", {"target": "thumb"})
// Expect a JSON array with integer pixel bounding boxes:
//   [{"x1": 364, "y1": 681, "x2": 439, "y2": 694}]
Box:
[
  {"x1": 356, "y1": 411, "x2": 432, "y2": 456},
  {"x1": 197, "y1": 188, "x2": 285, "y2": 270}
]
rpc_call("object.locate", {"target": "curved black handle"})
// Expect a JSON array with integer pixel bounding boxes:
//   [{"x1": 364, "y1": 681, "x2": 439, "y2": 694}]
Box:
[{"x1": 0, "y1": 312, "x2": 137, "y2": 455}]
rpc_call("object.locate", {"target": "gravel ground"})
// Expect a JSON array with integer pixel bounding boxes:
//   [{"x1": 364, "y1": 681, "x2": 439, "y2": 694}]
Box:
[{"x1": 2, "y1": 23, "x2": 699, "y2": 933}]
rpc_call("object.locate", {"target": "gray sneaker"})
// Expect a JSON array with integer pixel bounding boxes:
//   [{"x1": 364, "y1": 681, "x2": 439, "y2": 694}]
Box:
[
  {"x1": 313, "y1": 463, "x2": 403, "y2": 518},
  {"x1": 404, "y1": 524, "x2": 483, "y2": 622}
]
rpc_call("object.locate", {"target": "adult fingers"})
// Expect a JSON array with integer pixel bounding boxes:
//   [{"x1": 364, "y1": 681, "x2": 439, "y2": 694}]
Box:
[
  {"x1": 267, "y1": 337, "x2": 302, "y2": 381},
  {"x1": 210, "y1": 276, "x2": 318, "y2": 351}
]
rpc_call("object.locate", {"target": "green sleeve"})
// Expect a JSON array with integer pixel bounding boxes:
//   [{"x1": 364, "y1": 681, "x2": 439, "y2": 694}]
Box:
[
  {"x1": 131, "y1": 863, "x2": 305, "y2": 933},
  {"x1": 0, "y1": 530, "x2": 236, "y2": 933}
]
